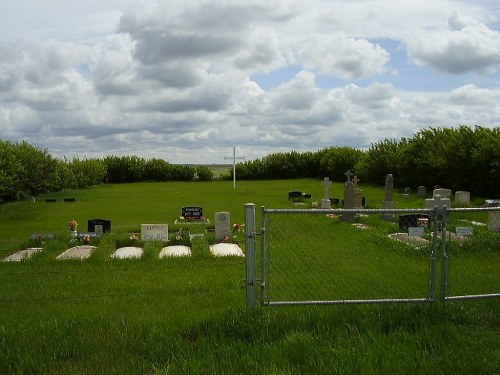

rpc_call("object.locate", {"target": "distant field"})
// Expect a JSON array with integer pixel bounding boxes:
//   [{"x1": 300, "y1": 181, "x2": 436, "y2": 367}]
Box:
[{"x1": 0, "y1": 180, "x2": 498, "y2": 374}]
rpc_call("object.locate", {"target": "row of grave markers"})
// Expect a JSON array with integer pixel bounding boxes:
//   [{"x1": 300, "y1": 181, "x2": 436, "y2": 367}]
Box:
[{"x1": 3, "y1": 243, "x2": 244, "y2": 262}]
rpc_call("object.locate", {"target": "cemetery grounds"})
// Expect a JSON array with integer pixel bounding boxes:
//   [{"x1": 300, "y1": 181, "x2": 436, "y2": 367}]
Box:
[{"x1": 0, "y1": 179, "x2": 499, "y2": 374}]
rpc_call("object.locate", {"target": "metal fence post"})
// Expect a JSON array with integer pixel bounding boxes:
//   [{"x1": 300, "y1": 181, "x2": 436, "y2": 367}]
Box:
[
  {"x1": 440, "y1": 206, "x2": 449, "y2": 302},
  {"x1": 245, "y1": 203, "x2": 257, "y2": 308},
  {"x1": 260, "y1": 206, "x2": 267, "y2": 306},
  {"x1": 428, "y1": 207, "x2": 439, "y2": 302}
]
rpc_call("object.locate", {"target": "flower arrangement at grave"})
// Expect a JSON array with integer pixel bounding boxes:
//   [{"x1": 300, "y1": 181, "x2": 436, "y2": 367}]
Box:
[
  {"x1": 229, "y1": 223, "x2": 245, "y2": 243},
  {"x1": 68, "y1": 219, "x2": 78, "y2": 231},
  {"x1": 175, "y1": 215, "x2": 210, "y2": 224},
  {"x1": 82, "y1": 234, "x2": 91, "y2": 245}
]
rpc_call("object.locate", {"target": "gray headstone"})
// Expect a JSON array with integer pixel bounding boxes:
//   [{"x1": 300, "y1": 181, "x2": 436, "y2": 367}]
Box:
[
  {"x1": 381, "y1": 174, "x2": 394, "y2": 221},
  {"x1": 455, "y1": 191, "x2": 470, "y2": 206},
  {"x1": 342, "y1": 180, "x2": 355, "y2": 222},
  {"x1": 215, "y1": 212, "x2": 231, "y2": 242},
  {"x1": 418, "y1": 186, "x2": 426, "y2": 198},
  {"x1": 321, "y1": 177, "x2": 332, "y2": 208}
]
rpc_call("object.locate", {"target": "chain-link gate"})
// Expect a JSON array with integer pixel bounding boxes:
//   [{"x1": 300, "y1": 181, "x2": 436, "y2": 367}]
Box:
[{"x1": 244, "y1": 204, "x2": 500, "y2": 307}]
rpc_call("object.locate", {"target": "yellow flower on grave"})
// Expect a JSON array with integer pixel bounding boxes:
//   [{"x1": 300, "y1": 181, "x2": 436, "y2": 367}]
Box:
[{"x1": 68, "y1": 219, "x2": 78, "y2": 231}]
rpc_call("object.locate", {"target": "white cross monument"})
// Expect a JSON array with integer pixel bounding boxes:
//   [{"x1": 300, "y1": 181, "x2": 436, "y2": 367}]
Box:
[{"x1": 224, "y1": 147, "x2": 245, "y2": 189}]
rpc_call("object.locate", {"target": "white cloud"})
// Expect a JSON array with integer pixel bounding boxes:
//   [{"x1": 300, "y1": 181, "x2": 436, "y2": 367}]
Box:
[
  {"x1": 298, "y1": 33, "x2": 390, "y2": 80},
  {"x1": 0, "y1": 1, "x2": 499, "y2": 163},
  {"x1": 408, "y1": 10, "x2": 500, "y2": 74}
]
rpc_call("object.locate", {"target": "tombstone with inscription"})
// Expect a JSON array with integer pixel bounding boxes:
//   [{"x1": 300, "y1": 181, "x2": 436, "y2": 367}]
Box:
[
  {"x1": 321, "y1": 177, "x2": 332, "y2": 209},
  {"x1": 88, "y1": 219, "x2": 111, "y2": 235},
  {"x1": 182, "y1": 206, "x2": 203, "y2": 220},
  {"x1": 215, "y1": 212, "x2": 231, "y2": 242},
  {"x1": 381, "y1": 174, "x2": 394, "y2": 221},
  {"x1": 141, "y1": 224, "x2": 168, "y2": 242}
]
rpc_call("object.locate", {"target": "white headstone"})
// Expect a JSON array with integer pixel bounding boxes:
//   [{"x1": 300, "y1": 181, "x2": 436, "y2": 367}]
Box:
[
  {"x1": 141, "y1": 224, "x2": 168, "y2": 242},
  {"x1": 215, "y1": 212, "x2": 231, "y2": 242}
]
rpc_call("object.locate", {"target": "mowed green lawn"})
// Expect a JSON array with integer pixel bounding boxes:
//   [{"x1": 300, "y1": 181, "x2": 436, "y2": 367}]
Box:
[{"x1": 0, "y1": 180, "x2": 499, "y2": 374}]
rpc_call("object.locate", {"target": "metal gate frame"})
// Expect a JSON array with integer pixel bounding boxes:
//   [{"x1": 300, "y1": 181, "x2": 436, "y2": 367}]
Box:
[{"x1": 244, "y1": 203, "x2": 500, "y2": 308}]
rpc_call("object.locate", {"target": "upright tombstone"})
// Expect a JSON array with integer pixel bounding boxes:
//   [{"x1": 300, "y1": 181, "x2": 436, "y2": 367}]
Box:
[
  {"x1": 182, "y1": 206, "x2": 203, "y2": 220},
  {"x1": 433, "y1": 188, "x2": 452, "y2": 199},
  {"x1": 321, "y1": 177, "x2": 332, "y2": 209},
  {"x1": 455, "y1": 191, "x2": 470, "y2": 206},
  {"x1": 88, "y1": 219, "x2": 111, "y2": 235},
  {"x1": 215, "y1": 212, "x2": 231, "y2": 242},
  {"x1": 381, "y1": 174, "x2": 394, "y2": 221},
  {"x1": 342, "y1": 179, "x2": 355, "y2": 222},
  {"x1": 352, "y1": 175, "x2": 363, "y2": 208},
  {"x1": 141, "y1": 224, "x2": 168, "y2": 242},
  {"x1": 418, "y1": 186, "x2": 427, "y2": 198},
  {"x1": 425, "y1": 194, "x2": 451, "y2": 209}
]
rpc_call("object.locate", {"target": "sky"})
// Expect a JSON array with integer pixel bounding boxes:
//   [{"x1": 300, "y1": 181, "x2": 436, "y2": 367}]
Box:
[{"x1": 0, "y1": 0, "x2": 499, "y2": 164}]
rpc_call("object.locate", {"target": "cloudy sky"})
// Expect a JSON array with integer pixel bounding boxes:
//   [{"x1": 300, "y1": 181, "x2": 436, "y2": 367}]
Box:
[{"x1": 1, "y1": 0, "x2": 499, "y2": 164}]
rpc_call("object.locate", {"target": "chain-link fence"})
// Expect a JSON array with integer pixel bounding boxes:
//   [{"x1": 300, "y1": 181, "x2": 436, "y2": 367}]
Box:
[{"x1": 243, "y1": 205, "x2": 500, "y2": 307}]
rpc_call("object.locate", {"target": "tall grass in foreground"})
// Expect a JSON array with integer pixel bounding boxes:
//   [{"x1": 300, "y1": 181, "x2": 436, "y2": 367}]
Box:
[{"x1": 1, "y1": 302, "x2": 499, "y2": 374}]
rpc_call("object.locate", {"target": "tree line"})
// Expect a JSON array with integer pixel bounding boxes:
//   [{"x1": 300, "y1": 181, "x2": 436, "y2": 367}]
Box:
[
  {"x1": 233, "y1": 126, "x2": 499, "y2": 197},
  {"x1": 0, "y1": 126, "x2": 498, "y2": 203}
]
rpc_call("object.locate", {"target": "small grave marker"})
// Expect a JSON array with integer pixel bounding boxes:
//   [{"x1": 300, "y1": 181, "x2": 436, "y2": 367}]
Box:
[
  {"x1": 408, "y1": 227, "x2": 425, "y2": 237},
  {"x1": 456, "y1": 227, "x2": 473, "y2": 236}
]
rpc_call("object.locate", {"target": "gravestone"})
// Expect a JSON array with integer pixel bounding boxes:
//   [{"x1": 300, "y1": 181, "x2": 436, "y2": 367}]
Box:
[
  {"x1": 342, "y1": 179, "x2": 355, "y2": 222},
  {"x1": 215, "y1": 212, "x2": 231, "y2": 242},
  {"x1": 141, "y1": 224, "x2": 168, "y2": 242},
  {"x1": 456, "y1": 227, "x2": 473, "y2": 236},
  {"x1": 381, "y1": 174, "x2": 394, "y2": 221},
  {"x1": 418, "y1": 186, "x2": 426, "y2": 198},
  {"x1": 111, "y1": 247, "x2": 143, "y2": 259},
  {"x1": 56, "y1": 245, "x2": 96, "y2": 260},
  {"x1": 455, "y1": 191, "x2": 470, "y2": 206},
  {"x1": 3, "y1": 248, "x2": 42, "y2": 262},
  {"x1": 352, "y1": 176, "x2": 363, "y2": 208},
  {"x1": 159, "y1": 245, "x2": 191, "y2": 258},
  {"x1": 425, "y1": 195, "x2": 451, "y2": 209},
  {"x1": 433, "y1": 188, "x2": 452, "y2": 199},
  {"x1": 321, "y1": 177, "x2": 332, "y2": 209},
  {"x1": 399, "y1": 214, "x2": 430, "y2": 231},
  {"x1": 288, "y1": 191, "x2": 303, "y2": 200},
  {"x1": 182, "y1": 206, "x2": 203, "y2": 219},
  {"x1": 488, "y1": 211, "x2": 500, "y2": 232},
  {"x1": 408, "y1": 226, "x2": 425, "y2": 237},
  {"x1": 88, "y1": 219, "x2": 111, "y2": 235}
]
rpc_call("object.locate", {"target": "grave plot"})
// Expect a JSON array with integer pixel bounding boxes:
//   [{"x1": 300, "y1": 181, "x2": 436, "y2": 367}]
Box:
[
  {"x1": 56, "y1": 245, "x2": 96, "y2": 260},
  {"x1": 3, "y1": 248, "x2": 42, "y2": 262},
  {"x1": 111, "y1": 247, "x2": 143, "y2": 259},
  {"x1": 209, "y1": 243, "x2": 244, "y2": 257},
  {"x1": 159, "y1": 246, "x2": 191, "y2": 258}
]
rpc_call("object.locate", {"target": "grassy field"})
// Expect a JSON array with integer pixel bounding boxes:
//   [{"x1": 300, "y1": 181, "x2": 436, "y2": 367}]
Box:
[{"x1": 0, "y1": 179, "x2": 499, "y2": 374}]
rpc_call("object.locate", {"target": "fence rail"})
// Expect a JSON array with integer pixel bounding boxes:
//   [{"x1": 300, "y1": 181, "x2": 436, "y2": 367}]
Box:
[{"x1": 244, "y1": 204, "x2": 500, "y2": 307}]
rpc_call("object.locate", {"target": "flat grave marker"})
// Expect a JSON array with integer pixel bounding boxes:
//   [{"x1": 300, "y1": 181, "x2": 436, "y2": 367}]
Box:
[
  {"x1": 111, "y1": 247, "x2": 143, "y2": 259},
  {"x1": 56, "y1": 245, "x2": 96, "y2": 260},
  {"x1": 3, "y1": 248, "x2": 42, "y2": 262},
  {"x1": 159, "y1": 246, "x2": 192, "y2": 258}
]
